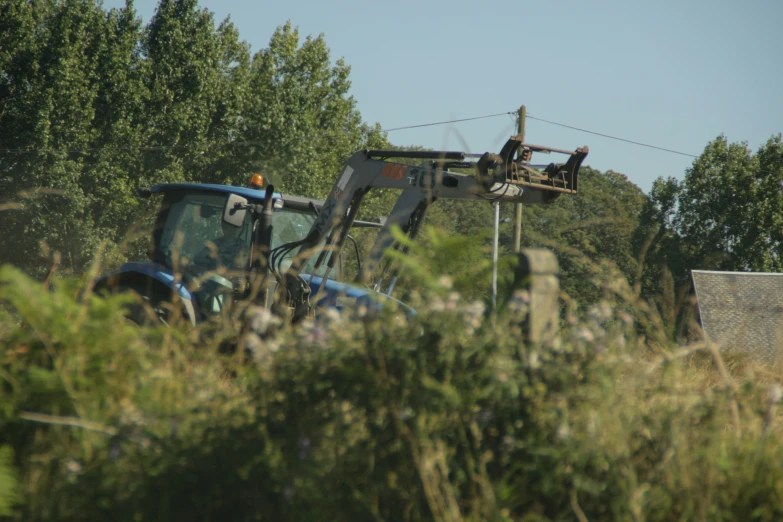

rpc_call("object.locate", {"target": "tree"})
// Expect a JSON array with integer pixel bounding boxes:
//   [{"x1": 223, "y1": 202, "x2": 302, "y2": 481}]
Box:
[
  {"x1": 0, "y1": 4, "x2": 385, "y2": 277},
  {"x1": 240, "y1": 22, "x2": 386, "y2": 199},
  {"x1": 636, "y1": 134, "x2": 783, "y2": 300},
  {"x1": 499, "y1": 167, "x2": 647, "y2": 305},
  {"x1": 140, "y1": 0, "x2": 251, "y2": 186},
  {"x1": 0, "y1": 0, "x2": 131, "y2": 273}
]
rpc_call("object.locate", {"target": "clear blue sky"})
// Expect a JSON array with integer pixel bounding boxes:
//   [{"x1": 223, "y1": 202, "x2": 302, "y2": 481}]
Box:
[{"x1": 105, "y1": 0, "x2": 783, "y2": 192}]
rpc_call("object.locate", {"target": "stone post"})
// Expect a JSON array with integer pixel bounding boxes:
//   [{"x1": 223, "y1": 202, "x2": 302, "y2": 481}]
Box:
[{"x1": 512, "y1": 248, "x2": 560, "y2": 344}]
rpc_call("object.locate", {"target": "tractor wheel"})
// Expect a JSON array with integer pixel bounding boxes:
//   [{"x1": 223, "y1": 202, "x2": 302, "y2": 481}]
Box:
[{"x1": 116, "y1": 283, "x2": 175, "y2": 327}]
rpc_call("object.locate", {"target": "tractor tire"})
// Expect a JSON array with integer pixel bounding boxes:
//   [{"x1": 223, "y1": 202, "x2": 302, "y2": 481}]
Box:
[{"x1": 116, "y1": 283, "x2": 176, "y2": 327}]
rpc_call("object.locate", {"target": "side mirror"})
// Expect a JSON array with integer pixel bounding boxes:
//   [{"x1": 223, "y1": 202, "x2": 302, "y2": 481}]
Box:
[
  {"x1": 223, "y1": 194, "x2": 248, "y2": 228},
  {"x1": 137, "y1": 186, "x2": 152, "y2": 198}
]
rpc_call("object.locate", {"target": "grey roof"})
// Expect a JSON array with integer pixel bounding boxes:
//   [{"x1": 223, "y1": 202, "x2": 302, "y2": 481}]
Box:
[{"x1": 692, "y1": 270, "x2": 783, "y2": 363}]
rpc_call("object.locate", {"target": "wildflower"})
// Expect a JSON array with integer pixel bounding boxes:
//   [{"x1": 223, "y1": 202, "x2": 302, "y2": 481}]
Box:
[
  {"x1": 299, "y1": 323, "x2": 328, "y2": 349},
  {"x1": 243, "y1": 332, "x2": 264, "y2": 354},
  {"x1": 299, "y1": 318, "x2": 315, "y2": 331},
  {"x1": 769, "y1": 384, "x2": 783, "y2": 404},
  {"x1": 588, "y1": 301, "x2": 613, "y2": 322},
  {"x1": 437, "y1": 275, "x2": 453, "y2": 289},
  {"x1": 507, "y1": 290, "x2": 530, "y2": 315},
  {"x1": 247, "y1": 306, "x2": 280, "y2": 336},
  {"x1": 65, "y1": 459, "x2": 82, "y2": 474},
  {"x1": 427, "y1": 296, "x2": 445, "y2": 313},
  {"x1": 355, "y1": 304, "x2": 369, "y2": 318},
  {"x1": 396, "y1": 407, "x2": 414, "y2": 421},
  {"x1": 575, "y1": 327, "x2": 595, "y2": 343},
  {"x1": 463, "y1": 300, "x2": 486, "y2": 329},
  {"x1": 528, "y1": 351, "x2": 540, "y2": 369},
  {"x1": 445, "y1": 292, "x2": 460, "y2": 311},
  {"x1": 323, "y1": 307, "x2": 342, "y2": 324}
]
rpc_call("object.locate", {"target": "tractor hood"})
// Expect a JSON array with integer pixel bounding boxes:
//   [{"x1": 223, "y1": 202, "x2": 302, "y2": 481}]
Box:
[
  {"x1": 301, "y1": 274, "x2": 416, "y2": 317},
  {"x1": 98, "y1": 261, "x2": 415, "y2": 321}
]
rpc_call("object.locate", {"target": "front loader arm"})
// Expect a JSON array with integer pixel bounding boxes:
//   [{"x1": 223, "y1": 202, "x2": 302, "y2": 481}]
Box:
[
  {"x1": 281, "y1": 138, "x2": 589, "y2": 314},
  {"x1": 286, "y1": 146, "x2": 558, "y2": 278},
  {"x1": 355, "y1": 189, "x2": 431, "y2": 288}
]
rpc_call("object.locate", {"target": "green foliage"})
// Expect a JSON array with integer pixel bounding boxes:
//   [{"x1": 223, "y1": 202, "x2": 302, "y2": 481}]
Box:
[
  {"x1": 2, "y1": 242, "x2": 783, "y2": 520},
  {"x1": 511, "y1": 168, "x2": 647, "y2": 305},
  {"x1": 384, "y1": 225, "x2": 500, "y2": 302},
  {"x1": 0, "y1": 0, "x2": 385, "y2": 277},
  {"x1": 635, "y1": 134, "x2": 783, "y2": 318},
  {"x1": 241, "y1": 22, "x2": 386, "y2": 199},
  {"x1": 5, "y1": 3, "x2": 783, "y2": 516},
  {"x1": 1, "y1": 0, "x2": 149, "y2": 273},
  {"x1": 0, "y1": 446, "x2": 19, "y2": 517}
]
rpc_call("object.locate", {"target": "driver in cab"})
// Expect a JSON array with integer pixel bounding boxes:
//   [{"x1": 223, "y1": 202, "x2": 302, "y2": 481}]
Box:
[{"x1": 194, "y1": 218, "x2": 246, "y2": 271}]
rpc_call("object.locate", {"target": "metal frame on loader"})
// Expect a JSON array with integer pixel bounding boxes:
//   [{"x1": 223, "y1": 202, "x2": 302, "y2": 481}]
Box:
[{"x1": 280, "y1": 136, "x2": 588, "y2": 319}]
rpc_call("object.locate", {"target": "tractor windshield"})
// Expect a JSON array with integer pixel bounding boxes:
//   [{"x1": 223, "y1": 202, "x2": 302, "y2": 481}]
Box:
[
  {"x1": 154, "y1": 190, "x2": 330, "y2": 277},
  {"x1": 270, "y1": 209, "x2": 329, "y2": 276},
  {"x1": 156, "y1": 192, "x2": 253, "y2": 274}
]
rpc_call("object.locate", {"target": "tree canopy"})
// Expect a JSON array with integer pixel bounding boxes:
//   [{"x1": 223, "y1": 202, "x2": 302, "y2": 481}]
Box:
[
  {"x1": 0, "y1": 0, "x2": 385, "y2": 275},
  {"x1": 635, "y1": 135, "x2": 783, "y2": 298}
]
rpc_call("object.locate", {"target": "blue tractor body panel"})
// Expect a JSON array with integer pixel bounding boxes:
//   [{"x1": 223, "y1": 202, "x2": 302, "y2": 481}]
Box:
[
  {"x1": 98, "y1": 262, "x2": 193, "y2": 301},
  {"x1": 96, "y1": 263, "x2": 411, "y2": 320},
  {"x1": 303, "y1": 274, "x2": 415, "y2": 316}
]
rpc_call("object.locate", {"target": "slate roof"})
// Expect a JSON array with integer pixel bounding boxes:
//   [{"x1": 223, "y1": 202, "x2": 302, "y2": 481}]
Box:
[{"x1": 692, "y1": 270, "x2": 783, "y2": 363}]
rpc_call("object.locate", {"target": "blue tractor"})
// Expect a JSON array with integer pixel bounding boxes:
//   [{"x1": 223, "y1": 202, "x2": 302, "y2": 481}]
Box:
[
  {"x1": 94, "y1": 178, "x2": 402, "y2": 325},
  {"x1": 95, "y1": 136, "x2": 588, "y2": 326}
]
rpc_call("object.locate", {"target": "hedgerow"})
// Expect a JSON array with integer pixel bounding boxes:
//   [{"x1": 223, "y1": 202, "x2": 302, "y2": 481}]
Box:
[{"x1": 1, "y1": 257, "x2": 782, "y2": 521}]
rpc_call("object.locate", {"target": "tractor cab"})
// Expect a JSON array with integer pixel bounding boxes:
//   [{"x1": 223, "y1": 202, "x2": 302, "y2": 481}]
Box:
[{"x1": 149, "y1": 184, "x2": 326, "y2": 276}]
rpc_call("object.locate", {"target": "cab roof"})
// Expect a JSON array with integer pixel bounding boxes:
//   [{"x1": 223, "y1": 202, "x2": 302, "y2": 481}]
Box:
[
  {"x1": 149, "y1": 183, "x2": 383, "y2": 226},
  {"x1": 151, "y1": 183, "x2": 283, "y2": 202}
]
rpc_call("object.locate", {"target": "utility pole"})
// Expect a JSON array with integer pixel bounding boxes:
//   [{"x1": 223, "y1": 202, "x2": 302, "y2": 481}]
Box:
[
  {"x1": 491, "y1": 199, "x2": 499, "y2": 312},
  {"x1": 512, "y1": 105, "x2": 526, "y2": 253},
  {"x1": 494, "y1": 105, "x2": 525, "y2": 311}
]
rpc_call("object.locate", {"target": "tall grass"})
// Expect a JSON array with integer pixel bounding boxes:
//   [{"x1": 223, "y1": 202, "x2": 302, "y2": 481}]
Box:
[{"x1": 1, "y1": 233, "x2": 782, "y2": 521}]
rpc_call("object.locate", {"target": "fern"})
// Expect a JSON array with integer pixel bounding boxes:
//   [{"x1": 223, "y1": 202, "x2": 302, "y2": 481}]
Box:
[{"x1": 0, "y1": 446, "x2": 19, "y2": 517}]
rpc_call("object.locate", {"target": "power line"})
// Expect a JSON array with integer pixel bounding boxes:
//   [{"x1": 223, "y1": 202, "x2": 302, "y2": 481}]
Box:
[
  {"x1": 377, "y1": 109, "x2": 702, "y2": 160},
  {"x1": 523, "y1": 115, "x2": 783, "y2": 178},
  {"x1": 525, "y1": 114, "x2": 698, "y2": 158},
  {"x1": 0, "y1": 109, "x2": 705, "y2": 160},
  {"x1": 0, "y1": 111, "x2": 515, "y2": 154},
  {"x1": 381, "y1": 112, "x2": 513, "y2": 132}
]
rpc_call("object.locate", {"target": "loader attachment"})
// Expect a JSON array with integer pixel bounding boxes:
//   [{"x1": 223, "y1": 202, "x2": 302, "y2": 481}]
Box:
[{"x1": 475, "y1": 136, "x2": 589, "y2": 195}]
